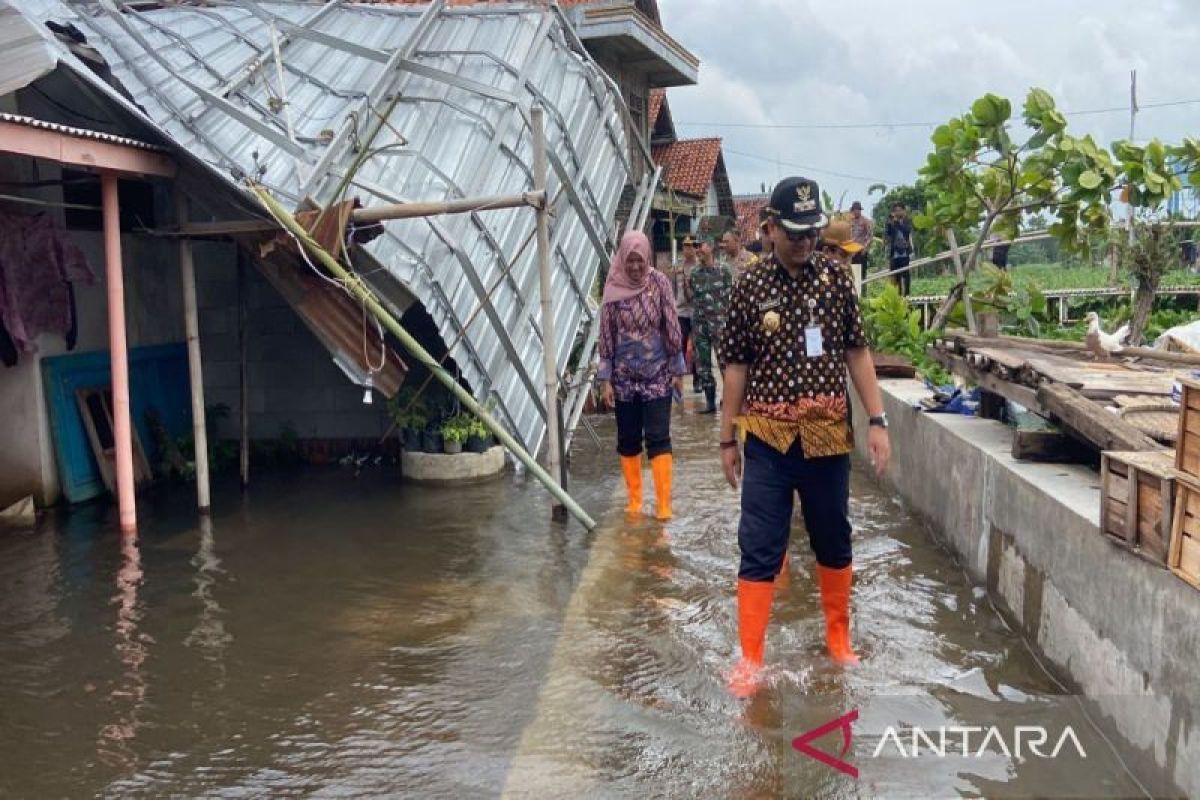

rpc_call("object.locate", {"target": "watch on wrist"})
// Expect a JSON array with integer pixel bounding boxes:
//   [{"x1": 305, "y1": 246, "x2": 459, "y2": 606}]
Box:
[{"x1": 868, "y1": 413, "x2": 889, "y2": 429}]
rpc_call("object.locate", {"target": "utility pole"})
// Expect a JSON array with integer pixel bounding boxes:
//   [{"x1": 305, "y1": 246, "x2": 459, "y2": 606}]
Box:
[{"x1": 1128, "y1": 70, "x2": 1138, "y2": 244}]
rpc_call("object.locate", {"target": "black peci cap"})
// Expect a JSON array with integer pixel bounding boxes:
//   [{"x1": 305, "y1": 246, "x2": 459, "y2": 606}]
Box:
[{"x1": 764, "y1": 176, "x2": 829, "y2": 232}]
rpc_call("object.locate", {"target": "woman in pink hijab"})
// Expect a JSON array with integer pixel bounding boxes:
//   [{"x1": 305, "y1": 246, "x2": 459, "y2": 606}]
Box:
[{"x1": 597, "y1": 231, "x2": 686, "y2": 520}]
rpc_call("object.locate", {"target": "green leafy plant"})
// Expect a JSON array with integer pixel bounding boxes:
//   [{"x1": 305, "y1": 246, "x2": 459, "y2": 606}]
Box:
[
  {"x1": 863, "y1": 284, "x2": 951, "y2": 385},
  {"x1": 441, "y1": 415, "x2": 470, "y2": 444},
  {"x1": 970, "y1": 265, "x2": 1048, "y2": 336}
]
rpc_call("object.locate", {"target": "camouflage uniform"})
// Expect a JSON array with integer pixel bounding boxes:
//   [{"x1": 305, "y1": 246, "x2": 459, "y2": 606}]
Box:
[{"x1": 687, "y1": 261, "x2": 734, "y2": 392}]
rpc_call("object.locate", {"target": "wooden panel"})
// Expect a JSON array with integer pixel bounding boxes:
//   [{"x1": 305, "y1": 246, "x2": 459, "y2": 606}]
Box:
[{"x1": 1178, "y1": 536, "x2": 1200, "y2": 584}]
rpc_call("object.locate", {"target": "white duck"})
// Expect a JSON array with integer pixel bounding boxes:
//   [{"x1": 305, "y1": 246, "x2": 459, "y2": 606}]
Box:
[{"x1": 1084, "y1": 312, "x2": 1130, "y2": 359}]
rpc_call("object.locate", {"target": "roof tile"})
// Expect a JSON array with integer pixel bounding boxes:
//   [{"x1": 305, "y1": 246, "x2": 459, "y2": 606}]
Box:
[{"x1": 651, "y1": 137, "x2": 722, "y2": 198}]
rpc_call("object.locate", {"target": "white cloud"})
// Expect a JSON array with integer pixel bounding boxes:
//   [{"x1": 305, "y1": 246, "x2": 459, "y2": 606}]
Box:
[{"x1": 657, "y1": 0, "x2": 1200, "y2": 213}]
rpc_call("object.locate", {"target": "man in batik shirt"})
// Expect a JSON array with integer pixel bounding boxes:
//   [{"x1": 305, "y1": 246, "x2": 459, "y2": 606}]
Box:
[{"x1": 718, "y1": 177, "x2": 891, "y2": 698}]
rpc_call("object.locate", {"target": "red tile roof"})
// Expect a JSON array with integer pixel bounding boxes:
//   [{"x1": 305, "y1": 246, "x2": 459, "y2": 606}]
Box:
[
  {"x1": 649, "y1": 89, "x2": 665, "y2": 130},
  {"x1": 652, "y1": 137, "x2": 722, "y2": 198},
  {"x1": 734, "y1": 196, "x2": 769, "y2": 242}
]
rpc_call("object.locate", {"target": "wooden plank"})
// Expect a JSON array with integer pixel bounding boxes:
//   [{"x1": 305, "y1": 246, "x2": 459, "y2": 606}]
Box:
[
  {"x1": 969, "y1": 347, "x2": 1031, "y2": 374},
  {"x1": 1177, "y1": 536, "x2": 1200, "y2": 585},
  {"x1": 1104, "y1": 496, "x2": 1127, "y2": 537},
  {"x1": 928, "y1": 349, "x2": 1042, "y2": 411},
  {"x1": 1104, "y1": 449, "x2": 1176, "y2": 473},
  {"x1": 1037, "y1": 382, "x2": 1164, "y2": 453}
]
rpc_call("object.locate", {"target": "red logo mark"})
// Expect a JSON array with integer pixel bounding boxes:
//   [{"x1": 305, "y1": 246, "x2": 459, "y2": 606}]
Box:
[{"x1": 792, "y1": 709, "x2": 859, "y2": 778}]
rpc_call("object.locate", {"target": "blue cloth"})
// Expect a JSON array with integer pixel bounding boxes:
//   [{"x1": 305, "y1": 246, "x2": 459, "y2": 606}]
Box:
[{"x1": 737, "y1": 434, "x2": 852, "y2": 580}]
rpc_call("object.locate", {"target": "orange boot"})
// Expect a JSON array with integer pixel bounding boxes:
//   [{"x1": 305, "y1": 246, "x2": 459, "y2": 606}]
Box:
[
  {"x1": 650, "y1": 453, "x2": 673, "y2": 520},
  {"x1": 816, "y1": 564, "x2": 859, "y2": 665},
  {"x1": 728, "y1": 578, "x2": 775, "y2": 698},
  {"x1": 620, "y1": 455, "x2": 643, "y2": 515}
]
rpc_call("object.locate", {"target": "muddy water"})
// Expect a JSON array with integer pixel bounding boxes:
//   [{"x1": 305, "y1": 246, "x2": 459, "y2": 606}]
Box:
[{"x1": 0, "y1": 404, "x2": 1179, "y2": 798}]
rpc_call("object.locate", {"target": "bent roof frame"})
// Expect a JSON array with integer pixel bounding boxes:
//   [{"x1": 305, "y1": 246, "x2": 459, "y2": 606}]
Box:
[{"x1": 6, "y1": 0, "x2": 646, "y2": 454}]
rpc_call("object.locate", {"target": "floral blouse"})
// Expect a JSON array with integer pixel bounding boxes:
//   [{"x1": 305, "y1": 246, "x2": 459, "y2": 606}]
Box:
[{"x1": 598, "y1": 270, "x2": 687, "y2": 402}]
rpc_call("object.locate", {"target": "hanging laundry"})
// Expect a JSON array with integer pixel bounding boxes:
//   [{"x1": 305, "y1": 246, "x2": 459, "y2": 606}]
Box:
[{"x1": 0, "y1": 211, "x2": 95, "y2": 354}]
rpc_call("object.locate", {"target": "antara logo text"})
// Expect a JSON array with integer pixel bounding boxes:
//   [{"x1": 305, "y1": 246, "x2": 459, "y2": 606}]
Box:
[{"x1": 793, "y1": 709, "x2": 1088, "y2": 778}]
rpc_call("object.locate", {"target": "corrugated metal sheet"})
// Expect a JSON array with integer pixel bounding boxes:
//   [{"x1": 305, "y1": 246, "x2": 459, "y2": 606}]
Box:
[
  {"x1": 6, "y1": 0, "x2": 638, "y2": 454},
  {"x1": 0, "y1": 110, "x2": 165, "y2": 150},
  {"x1": 0, "y1": 1, "x2": 56, "y2": 95}
]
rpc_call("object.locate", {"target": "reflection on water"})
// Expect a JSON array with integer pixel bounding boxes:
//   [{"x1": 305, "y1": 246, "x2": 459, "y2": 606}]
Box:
[{"x1": 0, "y1": 404, "x2": 1183, "y2": 798}]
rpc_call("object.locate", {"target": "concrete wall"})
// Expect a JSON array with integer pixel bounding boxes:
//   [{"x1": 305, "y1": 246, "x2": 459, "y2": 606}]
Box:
[
  {"x1": 854, "y1": 379, "x2": 1200, "y2": 798},
  {"x1": 194, "y1": 249, "x2": 392, "y2": 443}
]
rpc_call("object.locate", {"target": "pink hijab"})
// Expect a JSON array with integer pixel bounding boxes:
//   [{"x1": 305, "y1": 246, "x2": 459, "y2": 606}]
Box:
[{"x1": 602, "y1": 231, "x2": 653, "y2": 304}]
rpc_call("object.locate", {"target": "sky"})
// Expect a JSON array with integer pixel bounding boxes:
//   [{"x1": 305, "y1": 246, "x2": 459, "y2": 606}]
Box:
[{"x1": 656, "y1": 0, "x2": 1200, "y2": 213}]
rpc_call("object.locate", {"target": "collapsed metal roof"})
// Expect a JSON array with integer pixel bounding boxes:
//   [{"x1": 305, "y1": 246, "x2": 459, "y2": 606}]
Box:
[{"x1": 4, "y1": 0, "x2": 655, "y2": 454}]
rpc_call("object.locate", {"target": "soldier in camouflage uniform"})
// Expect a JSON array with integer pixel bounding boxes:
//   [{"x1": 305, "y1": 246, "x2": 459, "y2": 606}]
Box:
[{"x1": 686, "y1": 240, "x2": 734, "y2": 414}]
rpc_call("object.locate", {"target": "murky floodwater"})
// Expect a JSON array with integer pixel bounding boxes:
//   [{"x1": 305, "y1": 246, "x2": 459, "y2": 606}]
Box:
[{"x1": 0, "y1": 399, "x2": 1181, "y2": 798}]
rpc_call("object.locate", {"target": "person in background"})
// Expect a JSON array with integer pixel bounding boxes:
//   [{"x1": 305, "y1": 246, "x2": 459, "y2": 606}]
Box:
[
  {"x1": 718, "y1": 229, "x2": 760, "y2": 284},
  {"x1": 847, "y1": 200, "x2": 873, "y2": 275},
  {"x1": 719, "y1": 177, "x2": 890, "y2": 698},
  {"x1": 671, "y1": 235, "x2": 700, "y2": 392},
  {"x1": 885, "y1": 203, "x2": 915, "y2": 296},
  {"x1": 989, "y1": 234, "x2": 1011, "y2": 270},
  {"x1": 686, "y1": 239, "x2": 734, "y2": 415},
  {"x1": 598, "y1": 231, "x2": 686, "y2": 521},
  {"x1": 820, "y1": 219, "x2": 865, "y2": 290}
]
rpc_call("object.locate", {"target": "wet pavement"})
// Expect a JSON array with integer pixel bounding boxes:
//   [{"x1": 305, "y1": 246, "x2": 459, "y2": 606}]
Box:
[{"x1": 0, "y1": 397, "x2": 1181, "y2": 798}]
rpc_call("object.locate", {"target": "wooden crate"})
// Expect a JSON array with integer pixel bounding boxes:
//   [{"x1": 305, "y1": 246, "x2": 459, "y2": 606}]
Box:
[
  {"x1": 1175, "y1": 377, "x2": 1200, "y2": 477},
  {"x1": 1100, "y1": 450, "x2": 1177, "y2": 565},
  {"x1": 1169, "y1": 473, "x2": 1200, "y2": 590}
]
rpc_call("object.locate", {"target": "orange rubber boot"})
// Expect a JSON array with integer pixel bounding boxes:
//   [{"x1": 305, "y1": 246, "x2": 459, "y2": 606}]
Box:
[
  {"x1": 620, "y1": 455, "x2": 643, "y2": 515},
  {"x1": 817, "y1": 564, "x2": 860, "y2": 665},
  {"x1": 729, "y1": 578, "x2": 775, "y2": 698},
  {"x1": 650, "y1": 453, "x2": 673, "y2": 520}
]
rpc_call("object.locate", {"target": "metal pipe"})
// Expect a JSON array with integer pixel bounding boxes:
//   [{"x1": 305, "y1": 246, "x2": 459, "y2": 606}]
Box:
[
  {"x1": 177, "y1": 193, "x2": 211, "y2": 513},
  {"x1": 532, "y1": 105, "x2": 565, "y2": 501},
  {"x1": 349, "y1": 191, "x2": 545, "y2": 223},
  {"x1": 250, "y1": 184, "x2": 596, "y2": 530},
  {"x1": 101, "y1": 172, "x2": 137, "y2": 533}
]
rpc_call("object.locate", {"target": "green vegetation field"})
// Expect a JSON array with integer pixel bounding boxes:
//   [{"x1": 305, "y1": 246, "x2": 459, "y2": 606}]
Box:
[{"x1": 875, "y1": 262, "x2": 1200, "y2": 297}]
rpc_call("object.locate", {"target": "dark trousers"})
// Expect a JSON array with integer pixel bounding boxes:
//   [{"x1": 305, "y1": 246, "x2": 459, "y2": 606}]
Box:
[
  {"x1": 737, "y1": 434, "x2": 852, "y2": 580},
  {"x1": 890, "y1": 257, "x2": 911, "y2": 296},
  {"x1": 615, "y1": 396, "x2": 672, "y2": 459}
]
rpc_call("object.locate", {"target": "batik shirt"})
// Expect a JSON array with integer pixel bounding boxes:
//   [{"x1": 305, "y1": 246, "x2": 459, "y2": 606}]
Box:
[
  {"x1": 598, "y1": 270, "x2": 686, "y2": 402},
  {"x1": 721, "y1": 253, "x2": 868, "y2": 457},
  {"x1": 688, "y1": 262, "x2": 734, "y2": 326}
]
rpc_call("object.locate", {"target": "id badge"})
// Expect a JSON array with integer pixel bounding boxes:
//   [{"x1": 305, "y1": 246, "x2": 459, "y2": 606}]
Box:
[{"x1": 804, "y1": 325, "x2": 825, "y2": 358}]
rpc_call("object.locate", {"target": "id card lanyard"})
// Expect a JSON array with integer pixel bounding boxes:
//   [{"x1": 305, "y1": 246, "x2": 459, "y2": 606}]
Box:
[{"x1": 804, "y1": 296, "x2": 824, "y2": 358}]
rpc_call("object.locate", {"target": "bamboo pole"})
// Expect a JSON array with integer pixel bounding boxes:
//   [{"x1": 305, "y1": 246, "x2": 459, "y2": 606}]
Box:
[
  {"x1": 249, "y1": 184, "x2": 596, "y2": 530},
  {"x1": 238, "y1": 251, "x2": 249, "y2": 489},
  {"x1": 101, "y1": 172, "x2": 137, "y2": 533},
  {"x1": 531, "y1": 105, "x2": 566, "y2": 506},
  {"x1": 177, "y1": 193, "x2": 211, "y2": 512},
  {"x1": 349, "y1": 192, "x2": 545, "y2": 224},
  {"x1": 945, "y1": 228, "x2": 976, "y2": 333}
]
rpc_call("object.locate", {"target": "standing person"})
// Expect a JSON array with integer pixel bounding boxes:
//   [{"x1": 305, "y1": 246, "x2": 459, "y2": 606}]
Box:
[
  {"x1": 598, "y1": 231, "x2": 686, "y2": 521},
  {"x1": 672, "y1": 235, "x2": 701, "y2": 393},
  {"x1": 989, "y1": 234, "x2": 1011, "y2": 270},
  {"x1": 686, "y1": 239, "x2": 734, "y2": 415},
  {"x1": 719, "y1": 177, "x2": 891, "y2": 698},
  {"x1": 885, "y1": 203, "x2": 915, "y2": 296},
  {"x1": 847, "y1": 200, "x2": 873, "y2": 275},
  {"x1": 820, "y1": 219, "x2": 865, "y2": 290},
  {"x1": 718, "y1": 229, "x2": 760, "y2": 284}
]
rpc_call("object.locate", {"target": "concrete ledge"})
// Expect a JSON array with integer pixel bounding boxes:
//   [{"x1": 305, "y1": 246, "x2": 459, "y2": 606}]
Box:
[
  {"x1": 854, "y1": 379, "x2": 1200, "y2": 798},
  {"x1": 401, "y1": 446, "x2": 507, "y2": 485}
]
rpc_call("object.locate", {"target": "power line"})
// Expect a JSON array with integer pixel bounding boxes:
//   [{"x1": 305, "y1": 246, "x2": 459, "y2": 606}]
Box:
[
  {"x1": 722, "y1": 147, "x2": 900, "y2": 185},
  {"x1": 677, "y1": 97, "x2": 1200, "y2": 131}
]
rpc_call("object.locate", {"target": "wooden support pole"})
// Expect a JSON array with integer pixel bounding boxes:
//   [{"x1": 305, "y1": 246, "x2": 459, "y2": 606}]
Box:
[
  {"x1": 348, "y1": 191, "x2": 545, "y2": 223},
  {"x1": 101, "y1": 172, "x2": 137, "y2": 533},
  {"x1": 532, "y1": 104, "x2": 566, "y2": 509},
  {"x1": 238, "y1": 251, "x2": 250, "y2": 489},
  {"x1": 178, "y1": 194, "x2": 211, "y2": 513}
]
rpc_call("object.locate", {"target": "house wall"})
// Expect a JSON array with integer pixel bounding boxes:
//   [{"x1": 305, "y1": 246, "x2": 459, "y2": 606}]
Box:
[{"x1": 588, "y1": 49, "x2": 652, "y2": 185}]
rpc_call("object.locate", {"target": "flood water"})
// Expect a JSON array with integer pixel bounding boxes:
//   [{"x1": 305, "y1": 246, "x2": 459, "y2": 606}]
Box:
[{"x1": 0, "y1": 399, "x2": 1182, "y2": 798}]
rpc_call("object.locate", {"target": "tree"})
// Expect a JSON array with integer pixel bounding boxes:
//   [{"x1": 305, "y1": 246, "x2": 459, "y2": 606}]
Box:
[
  {"x1": 916, "y1": 89, "x2": 1121, "y2": 330},
  {"x1": 1113, "y1": 137, "x2": 1200, "y2": 344}
]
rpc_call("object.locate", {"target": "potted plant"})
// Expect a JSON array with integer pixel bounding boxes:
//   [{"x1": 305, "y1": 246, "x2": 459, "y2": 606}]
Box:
[
  {"x1": 442, "y1": 416, "x2": 468, "y2": 454},
  {"x1": 388, "y1": 391, "x2": 429, "y2": 452},
  {"x1": 465, "y1": 416, "x2": 493, "y2": 453},
  {"x1": 421, "y1": 418, "x2": 444, "y2": 454}
]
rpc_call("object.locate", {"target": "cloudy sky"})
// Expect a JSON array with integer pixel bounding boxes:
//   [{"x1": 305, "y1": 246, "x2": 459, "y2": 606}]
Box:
[{"x1": 656, "y1": 0, "x2": 1200, "y2": 212}]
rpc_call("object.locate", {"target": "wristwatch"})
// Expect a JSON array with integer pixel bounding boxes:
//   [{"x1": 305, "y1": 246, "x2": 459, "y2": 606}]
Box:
[{"x1": 868, "y1": 414, "x2": 889, "y2": 429}]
